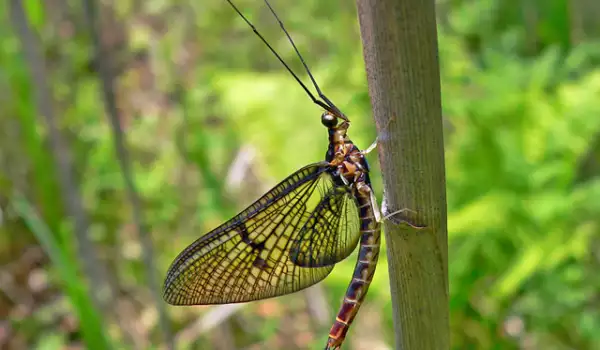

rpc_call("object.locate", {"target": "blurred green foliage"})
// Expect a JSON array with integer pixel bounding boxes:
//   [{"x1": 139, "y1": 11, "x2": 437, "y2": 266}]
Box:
[{"x1": 1, "y1": 0, "x2": 599, "y2": 349}]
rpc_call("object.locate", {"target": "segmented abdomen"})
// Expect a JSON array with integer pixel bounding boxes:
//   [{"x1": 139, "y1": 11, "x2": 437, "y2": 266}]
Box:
[{"x1": 326, "y1": 184, "x2": 381, "y2": 349}]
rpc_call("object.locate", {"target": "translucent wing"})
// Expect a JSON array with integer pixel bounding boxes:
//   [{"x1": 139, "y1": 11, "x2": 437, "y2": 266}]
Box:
[
  {"x1": 289, "y1": 185, "x2": 361, "y2": 267},
  {"x1": 164, "y1": 162, "x2": 343, "y2": 305}
]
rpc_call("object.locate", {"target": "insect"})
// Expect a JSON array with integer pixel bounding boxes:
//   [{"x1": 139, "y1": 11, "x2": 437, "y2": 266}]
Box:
[{"x1": 163, "y1": 1, "x2": 383, "y2": 348}]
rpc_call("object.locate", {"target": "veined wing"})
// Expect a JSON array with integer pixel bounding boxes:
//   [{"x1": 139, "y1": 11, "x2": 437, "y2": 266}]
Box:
[
  {"x1": 289, "y1": 185, "x2": 361, "y2": 267},
  {"x1": 164, "y1": 161, "x2": 345, "y2": 305}
]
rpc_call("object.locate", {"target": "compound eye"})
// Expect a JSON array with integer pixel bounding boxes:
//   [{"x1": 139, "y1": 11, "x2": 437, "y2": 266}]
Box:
[{"x1": 321, "y1": 112, "x2": 338, "y2": 128}]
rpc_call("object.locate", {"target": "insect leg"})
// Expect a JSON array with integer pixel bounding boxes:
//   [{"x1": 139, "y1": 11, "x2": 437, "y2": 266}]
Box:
[
  {"x1": 361, "y1": 115, "x2": 396, "y2": 154},
  {"x1": 370, "y1": 187, "x2": 381, "y2": 222},
  {"x1": 362, "y1": 115, "x2": 398, "y2": 156},
  {"x1": 380, "y1": 195, "x2": 425, "y2": 228},
  {"x1": 362, "y1": 137, "x2": 378, "y2": 155},
  {"x1": 339, "y1": 174, "x2": 349, "y2": 186}
]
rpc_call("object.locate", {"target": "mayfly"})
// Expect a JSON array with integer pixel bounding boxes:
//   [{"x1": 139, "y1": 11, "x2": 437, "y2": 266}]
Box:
[{"x1": 163, "y1": 1, "x2": 383, "y2": 348}]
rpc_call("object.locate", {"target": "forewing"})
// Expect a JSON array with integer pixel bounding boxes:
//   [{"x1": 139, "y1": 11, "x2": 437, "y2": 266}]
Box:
[
  {"x1": 163, "y1": 162, "x2": 338, "y2": 305},
  {"x1": 289, "y1": 185, "x2": 361, "y2": 267}
]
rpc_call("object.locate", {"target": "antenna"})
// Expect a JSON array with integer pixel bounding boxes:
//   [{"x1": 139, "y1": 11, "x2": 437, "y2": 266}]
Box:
[{"x1": 224, "y1": 0, "x2": 348, "y2": 121}]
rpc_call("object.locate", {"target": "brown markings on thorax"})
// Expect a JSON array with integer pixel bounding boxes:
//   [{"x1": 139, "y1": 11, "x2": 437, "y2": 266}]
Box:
[{"x1": 327, "y1": 120, "x2": 369, "y2": 186}]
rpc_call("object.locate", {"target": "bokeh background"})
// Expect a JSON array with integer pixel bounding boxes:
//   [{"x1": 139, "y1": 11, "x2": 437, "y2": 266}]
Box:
[{"x1": 1, "y1": 0, "x2": 600, "y2": 349}]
